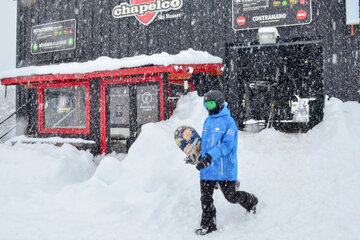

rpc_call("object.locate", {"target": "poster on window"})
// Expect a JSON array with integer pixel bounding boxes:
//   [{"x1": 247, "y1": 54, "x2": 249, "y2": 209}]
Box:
[
  {"x1": 109, "y1": 87, "x2": 130, "y2": 125},
  {"x1": 232, "y1": 0, "x2": 312, "y2": 31},
  {"x1": 136, "y1": 85, "x2": 159, "y2": 125}
]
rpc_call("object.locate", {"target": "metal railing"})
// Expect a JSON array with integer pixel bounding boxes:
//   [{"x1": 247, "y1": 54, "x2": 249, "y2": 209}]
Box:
[{"x1": 0, "y1": 103, "x2": 27, "y2": 140}]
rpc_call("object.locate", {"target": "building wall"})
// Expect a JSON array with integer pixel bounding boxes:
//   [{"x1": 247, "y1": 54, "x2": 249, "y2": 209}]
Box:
[{"x1": 16, "y1": 0, "x2": 359, "y2": 101}]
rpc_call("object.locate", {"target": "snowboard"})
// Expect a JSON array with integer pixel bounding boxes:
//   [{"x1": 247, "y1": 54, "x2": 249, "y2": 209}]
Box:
[
  {"x1": 174, "y1": 125, "x2": 202, "y2": 165},
  {"x1": 174, "y1": 125, "x2": 241, "y2": 191}
]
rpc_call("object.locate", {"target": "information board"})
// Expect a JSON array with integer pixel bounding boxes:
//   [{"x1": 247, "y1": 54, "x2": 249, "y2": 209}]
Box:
[
  {"x1": 31, "y1": 19, "x2": 76, "y2": 55},
  {"x1": 232, "y1": 0, "x2": 312, "y2": 31},
  {"x1": 136, "y1": 85, "x2": 159, "y2": 125}
]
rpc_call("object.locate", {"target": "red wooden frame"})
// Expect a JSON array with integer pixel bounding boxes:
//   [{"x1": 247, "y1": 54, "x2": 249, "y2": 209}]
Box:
[
  {"x1": 1, "y1": 64, "x2": 222, "y2": 85},
  {"x1": 100, "y1": 76, "x2": 164, "y2": 154},
  {"x1": 38, "y1": 81, "x2": 91, "y2": 134},
  {"x1": 1, "y1": 63, "x2": 223, "y2": 154}
]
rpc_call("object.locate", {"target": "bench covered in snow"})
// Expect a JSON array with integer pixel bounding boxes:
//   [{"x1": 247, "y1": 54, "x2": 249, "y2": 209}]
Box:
[{"x1": 9, "y1": 135, "x2": 96, "y2": 147}]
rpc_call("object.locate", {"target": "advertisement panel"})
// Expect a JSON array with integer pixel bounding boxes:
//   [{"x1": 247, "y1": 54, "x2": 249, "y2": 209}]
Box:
[
  {"x1": 232, "y1": 0, "x2": 312, "y2": 31},
  {"x1": 31, "y1": 19, "x2": 76, "y2": 55}
]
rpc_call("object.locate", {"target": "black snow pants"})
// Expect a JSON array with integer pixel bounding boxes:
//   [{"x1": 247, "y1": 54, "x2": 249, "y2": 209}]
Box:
[{"x1": 200, "y1": 180, "x2": 256, "y2": 230}]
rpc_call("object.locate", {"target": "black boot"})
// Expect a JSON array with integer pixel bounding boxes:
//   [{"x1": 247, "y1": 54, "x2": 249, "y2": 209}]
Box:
[
  {"x1": 245, "y1": 194, "x2": 258, "y2": 214},
  {"x1": 195, "y1": 226, "x2": 217, "y2": 235}
]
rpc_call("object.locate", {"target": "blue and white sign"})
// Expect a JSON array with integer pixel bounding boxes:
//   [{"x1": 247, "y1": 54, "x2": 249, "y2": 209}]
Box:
[{"x1": 346, "y1": 0, "x2": 360, "y2": 25}]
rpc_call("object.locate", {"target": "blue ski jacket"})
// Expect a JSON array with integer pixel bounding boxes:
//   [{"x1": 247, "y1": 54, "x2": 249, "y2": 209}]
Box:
[{"x1": 200, "y1": 105, "x2": 238, "y2": 181}]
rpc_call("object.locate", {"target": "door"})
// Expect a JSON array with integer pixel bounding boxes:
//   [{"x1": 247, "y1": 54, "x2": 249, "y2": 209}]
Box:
[
  {"x1": 100, "y1": 76, "x2": 164, "y2": 154},
  {"x1": 224, "y1": 40, "x2": 323, "y2": 132},
  {"x1": 107, "y1": 84, "x2": 132, "y2": 153}
]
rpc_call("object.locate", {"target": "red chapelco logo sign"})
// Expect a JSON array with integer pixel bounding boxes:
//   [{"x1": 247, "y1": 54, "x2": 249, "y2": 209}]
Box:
[{"x1": 112, "y1": 0, "x2": 183, "y2": 25}]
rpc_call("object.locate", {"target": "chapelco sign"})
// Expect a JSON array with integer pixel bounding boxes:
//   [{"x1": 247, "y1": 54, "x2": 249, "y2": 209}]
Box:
[{"x1": 112, "y1": 0, "x2": 183, "y2": 25}]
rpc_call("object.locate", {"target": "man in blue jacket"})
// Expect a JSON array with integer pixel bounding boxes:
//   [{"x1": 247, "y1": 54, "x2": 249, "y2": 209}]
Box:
[{"x1": 195, "y1": 90, "x2": 258, "y2": 236}]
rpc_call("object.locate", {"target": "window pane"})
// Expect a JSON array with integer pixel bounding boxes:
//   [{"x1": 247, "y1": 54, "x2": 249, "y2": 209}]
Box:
[
  {"x1": 44, "y1": 86, "x2": 86, "y2": 129},
  {"x1": 136, "y1": 85, "x2": 159, "y2": 125},
  {"x1": 109, "y1": 86, "x2": 130, "y2": 125}
]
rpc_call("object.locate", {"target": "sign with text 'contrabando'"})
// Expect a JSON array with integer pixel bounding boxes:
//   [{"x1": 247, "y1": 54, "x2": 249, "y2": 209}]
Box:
[{"x1": 232, "y1": 0, "x2": 312, "y2": 30}]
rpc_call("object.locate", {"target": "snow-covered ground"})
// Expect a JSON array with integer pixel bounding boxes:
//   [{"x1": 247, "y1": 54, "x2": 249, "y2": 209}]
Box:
[{"x1": 0, "y1": 92, "x2": 360, "y2": 240}]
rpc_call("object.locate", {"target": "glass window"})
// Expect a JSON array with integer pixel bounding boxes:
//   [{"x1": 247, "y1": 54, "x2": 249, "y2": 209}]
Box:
[
  {"x1": 44, "y1": 86, "x2": 86, "y2": 129},
  {"x1": 109, "y1": 86, "x2": 130, "y2": 125},
  {"x1": 136, "y1": 85, "x2": 159, "y2": 125}
]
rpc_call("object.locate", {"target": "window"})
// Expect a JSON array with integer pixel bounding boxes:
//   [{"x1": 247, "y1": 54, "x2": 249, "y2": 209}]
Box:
[
  {"x1": 38, "y1": 81, "x2": 90, "y2": 134},
  {"x1": 136, "y1": 85, "x2": 159, "y2": 125},
  {"x1": 108, "y1": 86, "x2": 130, "y2": 125}
]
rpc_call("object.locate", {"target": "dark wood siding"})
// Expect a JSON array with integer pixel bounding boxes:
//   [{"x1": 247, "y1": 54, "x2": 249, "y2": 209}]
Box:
[{"x1": 16, "y1": 0, "x2": 359, "y2": 101}]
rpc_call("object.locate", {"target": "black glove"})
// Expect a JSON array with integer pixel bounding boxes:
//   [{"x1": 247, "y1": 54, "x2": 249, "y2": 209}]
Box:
[
  {"x1": 196, "y1": 154, "x2": 212, "y2": 171},
  {"x1": 184, "y1": 156, "x2": 196, "y2": 165}
]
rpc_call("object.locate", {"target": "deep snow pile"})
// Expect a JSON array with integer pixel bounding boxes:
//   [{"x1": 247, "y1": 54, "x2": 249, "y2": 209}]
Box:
[{"x1": 0, "y1": 92, "x2": 360, "y2": 240}]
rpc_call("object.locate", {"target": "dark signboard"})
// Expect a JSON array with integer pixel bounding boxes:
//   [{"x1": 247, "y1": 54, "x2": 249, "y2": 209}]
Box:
[
  {"x1": 31, "y1": 19, "x2": 76, "y2": 54},
  {"x1": 232, "y1": 0, "x2": 312, "y2": 30}
]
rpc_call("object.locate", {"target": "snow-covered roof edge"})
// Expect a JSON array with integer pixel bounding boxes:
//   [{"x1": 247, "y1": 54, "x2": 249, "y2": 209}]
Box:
[{"x1": 0, "y1": 48, "x2": 222, "y2": 79}]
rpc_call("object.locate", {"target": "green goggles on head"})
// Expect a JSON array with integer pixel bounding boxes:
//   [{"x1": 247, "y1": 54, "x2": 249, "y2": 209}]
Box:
[{"x1": 204, "y1": 100, "x2": 217, "y2": 110}]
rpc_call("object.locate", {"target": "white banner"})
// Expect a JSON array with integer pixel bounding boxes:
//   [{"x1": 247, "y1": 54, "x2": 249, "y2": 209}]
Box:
[{"x1": 346, "y1": 0, "x2": 360, "y2": 25}]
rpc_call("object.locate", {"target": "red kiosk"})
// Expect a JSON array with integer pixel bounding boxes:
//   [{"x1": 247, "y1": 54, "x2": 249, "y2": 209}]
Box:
[{"x1": 1, "y1": 52, "x2": 222, "y2": 155}]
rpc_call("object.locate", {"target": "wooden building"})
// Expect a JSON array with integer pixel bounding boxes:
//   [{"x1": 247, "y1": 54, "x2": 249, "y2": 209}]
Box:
[{"x1": 1, "y1": 0, "x2": 359, "y2": 154}]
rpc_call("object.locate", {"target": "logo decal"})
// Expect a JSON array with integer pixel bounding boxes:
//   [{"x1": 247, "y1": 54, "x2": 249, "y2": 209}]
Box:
[
  {"x1": 112, "y1": 0, "x2": 183, "y2": 25},
  {"x1": 141, "y1": 92, "x2": 153, "y2": 104},
  {"x1": 227, "y1": 129, "x2": 235, "y2": 136}
]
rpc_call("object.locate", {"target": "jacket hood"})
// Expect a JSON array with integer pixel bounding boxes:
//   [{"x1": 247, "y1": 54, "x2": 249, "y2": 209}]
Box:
[{"x1": 208, "y1": 104, "x2": 230, "y2": 118}]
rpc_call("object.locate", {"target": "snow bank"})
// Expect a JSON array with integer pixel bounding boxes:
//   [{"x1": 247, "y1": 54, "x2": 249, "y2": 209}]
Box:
[
  {"x1": 0, "y1": 49, "x2": 222, "y2": 79},
  {"x1": 0, "y1": 94, "x2": 360, "y2": 240},
  {"x1": 0, "y1": 143, "x2": 94, "y2": 196},
  {"x1": 235, "y1": 97, "x2": 360, "y2": 239}
]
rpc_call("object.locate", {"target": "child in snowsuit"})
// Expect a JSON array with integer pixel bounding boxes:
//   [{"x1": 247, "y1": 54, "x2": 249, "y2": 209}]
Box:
[{"x1": 195, "y1": 90, "x2": 258, "y2": 236}]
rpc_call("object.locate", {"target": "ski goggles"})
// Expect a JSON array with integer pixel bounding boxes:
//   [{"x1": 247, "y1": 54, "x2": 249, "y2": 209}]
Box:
[{"x1": 204, "y1": 100, "x2": 217, "y2": 110}]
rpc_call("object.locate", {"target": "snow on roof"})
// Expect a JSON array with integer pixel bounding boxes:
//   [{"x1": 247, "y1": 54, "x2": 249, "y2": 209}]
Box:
[{"x1": 0, "y1": 48, "x2": 222, "y2": 79}]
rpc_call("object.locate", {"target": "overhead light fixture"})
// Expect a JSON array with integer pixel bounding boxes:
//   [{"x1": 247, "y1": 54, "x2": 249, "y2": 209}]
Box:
[{"x1": 258, "y1": 27, "x2": 279, "y2": 44}]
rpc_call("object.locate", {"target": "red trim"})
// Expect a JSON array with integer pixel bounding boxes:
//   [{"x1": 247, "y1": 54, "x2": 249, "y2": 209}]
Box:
[
  {"x1": 100, "y1": 76, "x2": 164, "y2": 154},
  {"x1": 100, "y1": 80, "x2": 107, "y2": 154},
  {"x1": 159, "y1": 78, "x2": 165, "y2": 121},
  {"x1": 38, "y1": 81, "x2": 91, "y2": 135},
  {"x1": 350, "y1": 25, "x2": 355, "y2": 36},
  {"x1": 1, "y1": 63, "x2": 222, "y2": 85}
]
